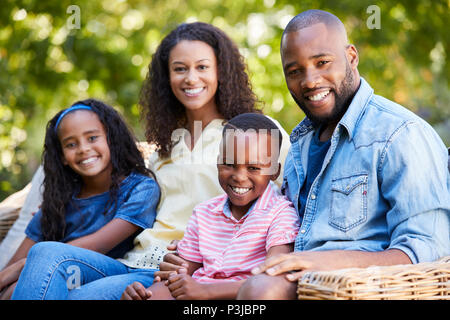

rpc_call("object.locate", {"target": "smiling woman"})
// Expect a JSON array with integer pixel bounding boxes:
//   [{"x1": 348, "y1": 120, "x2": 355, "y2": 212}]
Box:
[
  {"x1": 141, "y1": 22, "x2": 260, "y2": 158},
  {"x1": 168, "y1": 40, "x2": 222, "y2": 142}
]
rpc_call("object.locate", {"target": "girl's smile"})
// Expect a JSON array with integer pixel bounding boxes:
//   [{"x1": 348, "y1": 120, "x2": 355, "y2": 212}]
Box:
[
  {"x1": 78, "y1": 156, "x2": 101, "y2": 167},
  {"x1": 57, "y1": 110, "x2": 112, "y2": 192}
]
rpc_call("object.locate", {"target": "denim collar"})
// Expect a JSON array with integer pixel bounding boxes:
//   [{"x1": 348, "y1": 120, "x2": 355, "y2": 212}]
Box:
[{"x1": 289, "y1": 77, "x2": 374, "y2": 143}]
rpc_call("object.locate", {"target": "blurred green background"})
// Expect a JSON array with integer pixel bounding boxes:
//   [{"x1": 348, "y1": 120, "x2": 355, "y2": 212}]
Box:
[{"x1": 0, "y1": 0, "x2": 449, "y2": 201}]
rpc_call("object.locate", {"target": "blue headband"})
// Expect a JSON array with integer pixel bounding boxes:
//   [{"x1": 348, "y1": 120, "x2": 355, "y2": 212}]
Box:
[{"x1": 54, "y1": 104, "x2": 93, "y2": 133}]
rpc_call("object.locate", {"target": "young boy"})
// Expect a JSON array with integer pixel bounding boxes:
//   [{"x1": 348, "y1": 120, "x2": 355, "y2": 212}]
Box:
[{"x1": 121, "y1": 113, "x2": 300, "y2": 300}]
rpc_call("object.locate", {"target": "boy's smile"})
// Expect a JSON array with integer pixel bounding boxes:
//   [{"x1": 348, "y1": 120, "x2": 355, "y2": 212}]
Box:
[
  {"x1": 217, "y1": 131, "x2": 280, "y2": 219},
  {"x1": 230, "y1": 186, "x2": 252, "y2": 195}
]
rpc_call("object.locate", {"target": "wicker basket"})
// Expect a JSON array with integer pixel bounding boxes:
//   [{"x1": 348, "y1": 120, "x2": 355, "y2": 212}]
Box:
[{"x1": 297, "y1": 256, "x2": 450, "y2": 300}]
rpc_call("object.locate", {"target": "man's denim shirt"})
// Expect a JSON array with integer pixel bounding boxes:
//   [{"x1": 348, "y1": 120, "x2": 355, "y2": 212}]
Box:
[{"x1": 282, "y1": 77, "x2": 450, "y2": 263}]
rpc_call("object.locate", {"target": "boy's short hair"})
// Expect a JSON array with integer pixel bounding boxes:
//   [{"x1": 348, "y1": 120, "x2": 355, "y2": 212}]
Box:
[{"x1": 222, "y1": 113, "x2": 283, "y2": 152}]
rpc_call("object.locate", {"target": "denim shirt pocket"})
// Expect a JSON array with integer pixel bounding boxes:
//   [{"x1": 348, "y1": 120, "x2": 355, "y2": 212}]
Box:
[{"x1": 329, "y1": 173, "x2": 368, "y2": 232}]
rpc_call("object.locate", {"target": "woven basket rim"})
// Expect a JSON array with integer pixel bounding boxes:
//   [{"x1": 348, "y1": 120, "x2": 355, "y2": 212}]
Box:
[{"x1": 297, "y1": 256, "x2": 450, "y2": 300}]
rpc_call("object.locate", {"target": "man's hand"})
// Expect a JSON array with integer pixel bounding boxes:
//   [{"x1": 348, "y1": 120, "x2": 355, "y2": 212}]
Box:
[
  {"x1": 251, "y1": 249, "x2": 412, "y2": 282},
  {"x1": 166, "y1": 270, "x2": 207, "y2": 300},
  {"x1": 251, "y1": 251, "x2": 335, "y2": 282},
  {"x1": 121, "y1": 281, "x2": 153, "y2": 300},
  {"x1": 155, "y1": 240, "x2": 189, "y2": 280}
]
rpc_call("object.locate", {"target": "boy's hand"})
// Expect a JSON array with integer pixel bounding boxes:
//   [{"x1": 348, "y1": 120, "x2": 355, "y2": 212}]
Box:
[
  {"x1": 121, "y1": 281, "x2": 153, "y2": 300},
  {"x1": 166, "y1": 271, "x2": 207, "y2": 300},
  {"x1": 155, "y1": 240, "x2": 189, "y2": 280}
]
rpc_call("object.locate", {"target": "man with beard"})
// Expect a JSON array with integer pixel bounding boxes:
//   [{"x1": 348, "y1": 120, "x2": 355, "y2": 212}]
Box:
[{"x1": 235, "y1": 9, "x2": 450, "y2": 299}]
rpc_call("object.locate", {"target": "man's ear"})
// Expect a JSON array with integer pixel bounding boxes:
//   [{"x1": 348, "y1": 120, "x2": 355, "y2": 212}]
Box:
[
  {"x1": 271, "y1": 163, "x2": 281, "y2": 181},
  {"x1": 346, "y1": 44, "x2": 359, "y2": 69}
]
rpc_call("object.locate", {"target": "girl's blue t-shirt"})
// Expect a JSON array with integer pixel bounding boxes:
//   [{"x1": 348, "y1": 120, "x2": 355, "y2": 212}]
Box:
[{"x1": 25, "y1": 171, "x2": 160, "y2": 259}]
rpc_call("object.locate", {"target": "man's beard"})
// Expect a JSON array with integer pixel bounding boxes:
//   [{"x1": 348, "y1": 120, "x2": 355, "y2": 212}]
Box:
[{"x1": 292, "y1": 62, "x2": 356, "y2": 128}]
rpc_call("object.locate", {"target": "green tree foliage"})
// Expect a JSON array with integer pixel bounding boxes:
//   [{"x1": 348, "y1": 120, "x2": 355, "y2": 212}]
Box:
[{"x1": 0, "y1": 0, "x2": 448, "y2": 200}]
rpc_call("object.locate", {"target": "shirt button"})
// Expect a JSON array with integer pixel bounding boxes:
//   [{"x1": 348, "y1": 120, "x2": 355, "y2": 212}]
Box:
[
  {"x1": 235, "y1": 226, "x2": 239, "y2": 231},
  {"x1": 311, "y1": 194, "x2": 316, "y2": 200},
  {"x1": 300, "y1": 229, "x2": 306, "y2": 234}
]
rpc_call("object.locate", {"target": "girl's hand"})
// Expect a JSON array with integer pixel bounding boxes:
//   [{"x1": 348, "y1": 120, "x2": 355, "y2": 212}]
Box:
[
  {"x1": 121, "y1": 281, "x2": 153, "y2": 300},
  {"x1": 166, "y1": 272, "x2": 207, "y2": 300},
  {"x1": 166, "y1": 239, "x2": 179, "y2": 251},
  {"x1": 0, "y1": 258, "x2": 26, "y2": 290},
  {"x1": 31, "y1": 204, "x2": 41, "y2": 216}
]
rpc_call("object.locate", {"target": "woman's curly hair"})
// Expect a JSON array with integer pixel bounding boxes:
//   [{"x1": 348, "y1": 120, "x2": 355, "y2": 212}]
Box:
[
  {"x1": 140, "y1": 22, "x2": 261, "y2": 158},
  {"x1": 41, "y1": 98, "x2": 155, "y2": 241}
]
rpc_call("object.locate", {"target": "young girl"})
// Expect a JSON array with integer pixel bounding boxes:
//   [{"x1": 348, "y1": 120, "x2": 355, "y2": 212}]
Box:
[
  {"x1": 2, "y1": 99, "x2": 159, "y2": 299},
  {"x1": 11, "y1": 22, "x2": 291, "y2": 300}
]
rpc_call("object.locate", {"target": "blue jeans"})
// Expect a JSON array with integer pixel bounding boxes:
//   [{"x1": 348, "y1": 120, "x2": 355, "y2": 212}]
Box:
[{"x1": 11, "y1": 242, "x2": 156, "y2": 300}]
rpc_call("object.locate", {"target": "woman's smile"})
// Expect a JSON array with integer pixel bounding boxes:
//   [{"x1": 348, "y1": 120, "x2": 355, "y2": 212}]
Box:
[
  {"x1": 169, "y1": 40, "x2": 218, "y2": 113},
  {"x1": 183, "y1": 87, "x2": 205, "y2": 96}
]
